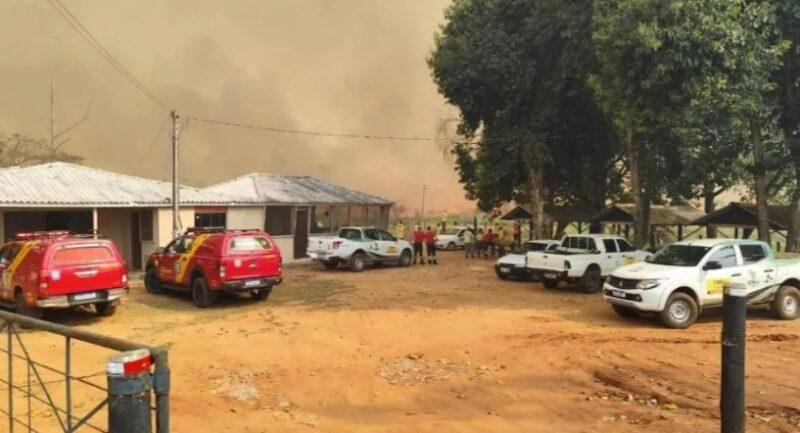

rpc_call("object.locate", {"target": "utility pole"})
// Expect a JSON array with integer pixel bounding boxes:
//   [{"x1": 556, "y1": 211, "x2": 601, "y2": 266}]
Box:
[
  {"x1": 171, "y1": 111, "x2": 181, "y2": 238},
  {"x1": 50, "y1": 63, "x2": 55, "y2": 149},
  {"x1": 420, "y1": 186, "x2": 428, "y2": 227}
]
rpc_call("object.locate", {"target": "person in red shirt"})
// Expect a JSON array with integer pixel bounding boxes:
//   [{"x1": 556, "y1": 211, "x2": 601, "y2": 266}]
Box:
[
  {"x1": 424, "y1": 226, "x2": 438, "y2": 264},
  {"x1": 412, "y1": 225, "x2": 425, "y2": 265},
  {"x1": 482, "y1": 228, "x2": 495, "y2": 259}
]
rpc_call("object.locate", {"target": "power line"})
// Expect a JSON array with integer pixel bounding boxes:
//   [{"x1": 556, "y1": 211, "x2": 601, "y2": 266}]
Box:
[
  {"x1": 186, "y1": 116, "x2": 437, "y2": 142},
  {"x1": 45, "y1": 0, "x2": 169, "y2": 112},
  {"x1": 186, "y1": 115, "x2": 616, "y2": 143}
]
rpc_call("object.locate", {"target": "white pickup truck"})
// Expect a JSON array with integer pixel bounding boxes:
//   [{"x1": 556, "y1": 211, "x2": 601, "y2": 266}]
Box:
[
  {"x1": 603, "y1": 239, "x2": 800, "y2": 328},
  {"x1": 435, "y1": 227, "x2": 473, "y2": 250},
  {"x1": 307, "y1": 227, "x2": 413, "y2": 271},
  {"x1": 525, "y1": 234, "x2": 651, "y2": 293}
]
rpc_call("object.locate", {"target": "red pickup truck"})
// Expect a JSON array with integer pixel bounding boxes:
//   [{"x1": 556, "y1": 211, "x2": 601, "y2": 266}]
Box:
[
  {"x1": 0, "y1": 231, "x2": 128, "y2": 318},
  {"x1": 144, "y1": 228, "x2": 283, "y2": 308}
]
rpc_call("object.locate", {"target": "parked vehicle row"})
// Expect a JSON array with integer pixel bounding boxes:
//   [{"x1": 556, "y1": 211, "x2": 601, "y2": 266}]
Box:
[{"x1": 493, "y1": 233, "x2": 800, "y2": 329}]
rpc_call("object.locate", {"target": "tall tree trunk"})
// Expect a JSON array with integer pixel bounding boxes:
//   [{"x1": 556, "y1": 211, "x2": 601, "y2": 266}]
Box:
[
  {"x1": 750, "y1": 118, "x2": 771, "y2": 244},
  {"x1": 703, "y1": 181, "x2": 717, "y2": 239},
  {"x1": 523, "y1": 141, "x2": 545, "y2": 239},
  {"x1": 626, "y1": 122, "x2": 649, "y2": 248},
  {"x1": 787, "y1": 141, "x2": 800, "y2": 252}
]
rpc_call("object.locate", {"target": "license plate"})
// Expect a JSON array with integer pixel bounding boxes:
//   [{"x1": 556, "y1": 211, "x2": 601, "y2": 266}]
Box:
[
  {"x1": 544, "y1": 273, "x2": 558, "y2": 279},
  {"x1": 500, "y1": 267, "x2": 510, "y2": 274},
  {"x1": 612, "y1": 290, "x2": 626, "y2": 298},
  {"x1": 244, "y1": 279, "x2": 262, "y2": 288},
  {"x1": 73, "y1": 292, "x2": 97, "y2": 301}
]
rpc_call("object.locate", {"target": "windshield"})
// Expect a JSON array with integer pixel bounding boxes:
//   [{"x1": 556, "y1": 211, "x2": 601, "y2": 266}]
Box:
[
  {"x1": 649, "y1": 245, "x2": 711, "y2": 267},
  {"x1": 526, "y1": 242, "x2": 549, "y2": 252}
]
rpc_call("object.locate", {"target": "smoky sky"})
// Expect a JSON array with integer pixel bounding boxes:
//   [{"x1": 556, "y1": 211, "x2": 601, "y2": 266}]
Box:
[{"x1": 0, "y1": 0, "x2": 469, "y2": 213}]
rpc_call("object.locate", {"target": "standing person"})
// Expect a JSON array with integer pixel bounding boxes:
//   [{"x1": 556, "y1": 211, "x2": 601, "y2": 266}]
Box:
[
  {"x1": 425, "y1": 226, "x2": 438, "y2": 264},
  {"x1": 476, "y1": 228, "x2": 485, "y2": 258},
  {"x1": 513, "y1": 221, "x2": 521, "y2": 246},
  {"x1": 463, "y1": 228, "x2": 475, "y2": 258},
  {"x1": 498, "y1": 226, "x2": 510, "y2": 256},
  {"x1": 483, "y1": 228, "x2": 495, "y2": 258},
  {"x1": 412, "y1": 225, "x2": 425, "y2": 265},
  {"x1": 395, "y1": 220, "x2": 407, "y2": 241}
]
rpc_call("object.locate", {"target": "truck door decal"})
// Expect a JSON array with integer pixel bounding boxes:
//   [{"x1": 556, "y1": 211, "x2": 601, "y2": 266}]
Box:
[
  {"x1": 174, "y1": 234, "x2": 211, "y2": 284},
  {"x1": 706, "y1": 277, "x2": 731, "y2": 295},
  {"x1": 3, "y1": 242, "x2": 34, "y2": 294}
]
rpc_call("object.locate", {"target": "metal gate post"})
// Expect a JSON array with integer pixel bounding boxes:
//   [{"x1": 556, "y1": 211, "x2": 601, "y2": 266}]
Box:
[
  {"x1": 107, "y1": 350, "x2": 153, "y2": 433},
  {"x1": 721, "y1": 283, "x2": 747, "y2": 433},
  {"x1": 151, "y1": 349, "x2": 170, "y2": 433}
]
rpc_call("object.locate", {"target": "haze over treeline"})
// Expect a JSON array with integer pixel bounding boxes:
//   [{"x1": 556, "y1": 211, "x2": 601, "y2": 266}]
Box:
[{"x1": 0, "y1": 0, "x2": 468, "y2": 213}]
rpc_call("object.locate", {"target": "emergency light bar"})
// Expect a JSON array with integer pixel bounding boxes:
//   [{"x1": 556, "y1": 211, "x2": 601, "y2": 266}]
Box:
[{"x1": 15, "y1": 230, "x2": 74, "y2": 240}]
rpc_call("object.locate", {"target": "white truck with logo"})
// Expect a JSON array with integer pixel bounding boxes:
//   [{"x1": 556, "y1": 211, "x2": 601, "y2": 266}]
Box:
[
  {"x1": 525, "y1": 234, "x2": 651, "y2": 293},
  {"x1": 307, "y1": 227, "x2": 413, "y2": 271},
  {"x1": 435, "y1": 227, "x2": 473, "y2": 250},
  {"x1": 603, "y1": 239, "x2": 800, "y2": 328}
]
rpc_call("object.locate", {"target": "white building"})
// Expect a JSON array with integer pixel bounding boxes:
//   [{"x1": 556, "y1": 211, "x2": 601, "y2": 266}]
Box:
[{"x1": 0, "y1": 163, "x2": 392, "y2": 268}]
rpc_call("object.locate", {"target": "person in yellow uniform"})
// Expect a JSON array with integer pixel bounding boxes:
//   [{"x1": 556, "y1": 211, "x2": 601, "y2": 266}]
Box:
[
  {"x1": 498, "y1": 225, "x2": 511, "y2": 256},
  {"x1": 395, "y1": 220, "x2": 407, "y2": 241},
  {"x1": 463, "y1": 227, "x2": 475, "y2": 258}
]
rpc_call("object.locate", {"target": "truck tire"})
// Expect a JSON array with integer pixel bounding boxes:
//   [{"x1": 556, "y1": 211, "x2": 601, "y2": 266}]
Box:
[
  {"x1": 350, "y1": 252, "x2": 367, "y2": 272},
  {"x1": 660, "y1": 292, "x2": 699, "y2": 329},
  {"x1": 94, "y1": 302, "x2": 117, "y2": 317},
  {"x1": 772, "y1": 285, "x2": 800, "y2": 320},
  {"x1": 447, "y1": 242, "x2": 456, "y2": 251},
  {"x1": 612, "y1": 304, "x2": 638, "y2": 319},
  {"x1": 15, "y1": 290, "x2": 42, "y2": 322},
  {"x1": 398, "y1": 250, "x2": 412, "y2": 267},
  {"x1": 323, "y1": 261, "x2": 338, "y2": 270},
  {"x1": 145, "y1": 267, "x2": 163, "y2": 294},
  {"x1": 191, "y1": 276, "x2": 218, "y2": 308},
  {"x1": 542, "y1": 278, "x2": 558, "y2": 289},
  {"x1": 579, "y1": 267, "x2": 602, "y2": 294},
  {"x1": 250, "y1": 287, "x2": 272, "y2": 301}
]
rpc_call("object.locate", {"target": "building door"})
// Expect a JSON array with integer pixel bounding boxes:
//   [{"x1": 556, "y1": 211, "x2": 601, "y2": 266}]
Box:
[
  {"x1": 131, "y1": 212, "x2": 142, "y2": 270},
  {"x1": 294, "y1": 208, "x2": 309, "y2": 259}
]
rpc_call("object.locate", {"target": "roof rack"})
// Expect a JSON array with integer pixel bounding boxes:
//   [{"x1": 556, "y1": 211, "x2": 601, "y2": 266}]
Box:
[
  {"x1": 184, "y1": 227, "x2": 262, "y2": 235},
  {"x1": 15, "y1": 230, "x2": 106, "y2": 241}
]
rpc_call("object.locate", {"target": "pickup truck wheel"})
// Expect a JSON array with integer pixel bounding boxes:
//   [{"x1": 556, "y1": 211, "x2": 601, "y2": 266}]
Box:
[
  {"x1": 660, "y1": 293, "x2": 698, "y2": 329},
  {"x1": 612, "y1": 304, "x2": 638, "y2": 319},
  {"x1": 579, "y1": 267, "x2": 602, "y2": 294},
  {"x1": 191, "y1": 277, "x2": 218, "y2": 308},
  {"x1": 250, "y1": 287, "x2": 272, "y2": 301},
  {"x1": 145, "y1": 268, "x2": 163, "y2": 294},
  {"x1": 350, "y1": 252, "x2": 367, "y2": 272},
  {"x1": 542, "y1": 278, "x2": 558, "y2": 289},
  {"x1": 323, "y1": 261, "x2": 338, "y2": 270},
  {"x1": 772, "y1": 285, "x2": 800, "y2": 320},
  {"x1": 15, "y1": 292, "x2": 42, "y2": 322},
  {"x1": 447, "y1": 242, "x2": 456, "y2": 251},
  {"x1": 398, "y1": 250, "x2": 412, "y2": 267},
  {"x1": 94, "y1": 302, "x2": 117, "y2": 317}
]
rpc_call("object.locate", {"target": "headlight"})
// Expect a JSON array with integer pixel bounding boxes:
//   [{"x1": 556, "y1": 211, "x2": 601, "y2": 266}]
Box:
[{"x1": 636, "y1": 279, "x2": 663, "y2": 290}]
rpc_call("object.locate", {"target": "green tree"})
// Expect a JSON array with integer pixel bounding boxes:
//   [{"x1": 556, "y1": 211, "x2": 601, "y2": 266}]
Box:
[{"x1": 429, "y1": 0, "x2": 619, "y2": 237}]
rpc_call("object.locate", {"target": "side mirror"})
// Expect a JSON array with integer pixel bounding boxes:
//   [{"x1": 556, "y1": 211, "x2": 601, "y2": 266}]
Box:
[
  {"x1": 155, "y1": 247, "x2": 166, "y2": 254},
  {"x1": 703, "y1": 261, "x2": 722, "y2": 271}
]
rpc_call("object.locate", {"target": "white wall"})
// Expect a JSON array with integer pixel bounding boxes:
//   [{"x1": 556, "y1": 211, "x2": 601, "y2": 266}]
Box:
[
  {"x1": 97, "y1": 209, "x2": 132, "y2": 265},
  {"x1": 155, "y1": 207, "x2": 195, "y2": 246},
  {"x1": 227, "y1": 206, "x2": 265, "y2": 230},
  {"x1": 272, "y1": 236, "x2": 294, "y2": 262}
]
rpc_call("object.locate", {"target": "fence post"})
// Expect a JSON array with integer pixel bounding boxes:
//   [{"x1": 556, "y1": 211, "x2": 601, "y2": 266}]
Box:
[
  {"x1": 152, "y1": 349, "x2": 170, "y2": 433},
  {"x1": 107, "y1": 349, "x2": 153, "y2": 433},
  {"x1": 721, "y1": 283, "x2": 747, "y2": 433}
]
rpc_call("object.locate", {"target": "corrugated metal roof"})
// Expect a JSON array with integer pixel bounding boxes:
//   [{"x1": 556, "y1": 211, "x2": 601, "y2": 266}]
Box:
[
  {"x1": 0, "y1": 162, "x2": 244, "y2": 207},
  {"x1": 203, "y1": 173, "x2": 393, "y2": 205}
]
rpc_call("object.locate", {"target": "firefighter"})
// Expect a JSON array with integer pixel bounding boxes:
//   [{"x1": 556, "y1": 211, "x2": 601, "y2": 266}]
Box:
[
  {"x1": 512, "y1": 221, "x2": 522, "y2": 246},
  {"x1": 482, "y1": 228, "x2": 495, "y2": 258},
  {"x1": 395, "y1": 220, "x2": 407, "y2": 241},
  {"x1": 498, "y1": 225, "x2": 511, "y2": 256},
  {"x1": 425, "y1": 226, "x2": 438, "y2": 264},
  {"x1": 463, "y1": 227, "x2": 475, "y2": 258},
  {"x1": 412, "y1": 225, "x2": 425, "y2": 265}
]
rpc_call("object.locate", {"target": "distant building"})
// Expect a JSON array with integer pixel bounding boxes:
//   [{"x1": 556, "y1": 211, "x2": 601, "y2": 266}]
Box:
[{"x1": 0, "y1": 163, "x2": 392, "y2": 268}]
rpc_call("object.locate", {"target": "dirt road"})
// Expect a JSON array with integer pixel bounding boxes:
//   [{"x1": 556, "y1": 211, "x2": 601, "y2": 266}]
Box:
[{"x1": 13, "y1": 251, "x2": 800, "y2": 432}]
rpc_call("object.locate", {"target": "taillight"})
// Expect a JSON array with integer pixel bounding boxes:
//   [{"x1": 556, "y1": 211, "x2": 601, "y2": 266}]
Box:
[
  {"x1": 332, "y1": 240, "x2": 343, "y2": 250},
  {"x1": 121, "y1": 273, "x2": 128, "y2": 284},
  {"x1": 218, "y1": 262, "x2": 227, "y2": 278},
  {"x1": 39, "y1": 272, "x2": 50, "y2": 292}
]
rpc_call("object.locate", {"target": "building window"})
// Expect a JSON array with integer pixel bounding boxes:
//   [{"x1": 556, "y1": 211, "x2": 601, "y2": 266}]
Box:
[
  {"x1": 265, "y1": 206, "x2": 293, "y2": 236},
  {"x1": 332, "y1": 206, "x2": 349, "y2": 231},
  {"x1": 310, "y1": 205, "x2": 333, "y2": 234},
  {"x1": 349, "y1": 206, "x2": 366, "y2": 226},
  {"x1": 195, "y1": 212, "x2": 226, "y2": 228},
  {"x1": 139, "y1": 210, "x2": 154, "y2": 241}
]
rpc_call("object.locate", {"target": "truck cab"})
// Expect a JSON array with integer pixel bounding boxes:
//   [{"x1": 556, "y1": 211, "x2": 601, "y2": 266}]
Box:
[{"x1": 603, "y1": 239, "x2": 800, "y2": 328}]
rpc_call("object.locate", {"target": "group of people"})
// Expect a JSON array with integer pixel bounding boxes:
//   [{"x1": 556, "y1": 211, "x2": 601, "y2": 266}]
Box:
[
  {"x1": 395, "y1": 222, "x2": 438, "y2": 265},
  {"x1": 463, "y1": 227, "x2": 508, "y2": 259}
]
